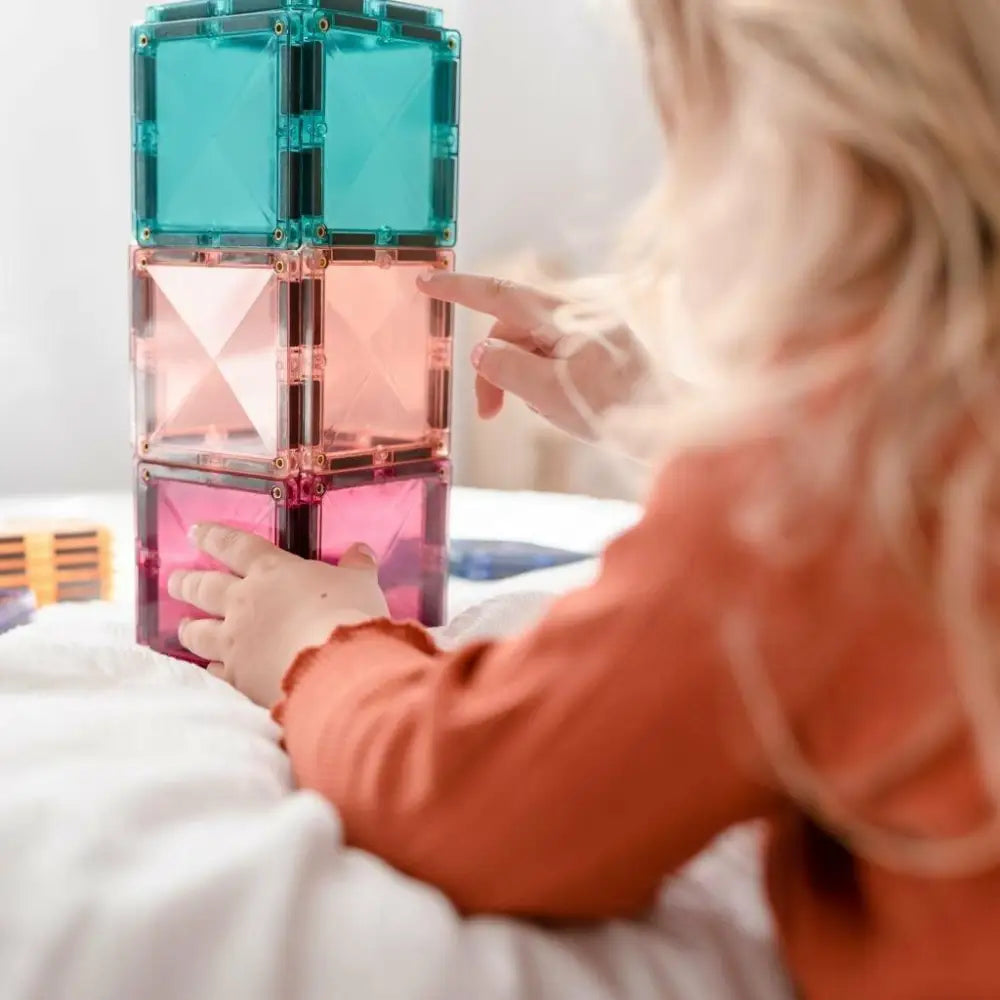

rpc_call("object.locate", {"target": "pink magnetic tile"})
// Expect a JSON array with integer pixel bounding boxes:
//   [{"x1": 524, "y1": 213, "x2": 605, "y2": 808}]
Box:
[
  {"x1": 135, "y1": 462, "x2": 450, "y2": 665},
  {"x1": 317, "y1": 467, "x2": 448, "y2": 625},
  {"x1": 317, "y1": 250, "x2": 453, "y2": 461},
  {"x1": 132, "y1": 249, "x2": 291, "y2": 475},
  {"x1": 137, "y1": 471, "x2": 279, "y2": 663}
]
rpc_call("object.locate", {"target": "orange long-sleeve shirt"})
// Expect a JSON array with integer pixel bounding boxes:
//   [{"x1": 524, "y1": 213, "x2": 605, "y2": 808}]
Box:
[{"x1": 274, "y1": 447, "x2": 1000, "y2": 1000}]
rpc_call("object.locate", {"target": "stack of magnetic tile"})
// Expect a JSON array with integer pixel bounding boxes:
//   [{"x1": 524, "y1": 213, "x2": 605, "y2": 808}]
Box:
[
  {"x1": 130, "y1": 0, "x2": 460, "y2": 663},
  {"x1": 0, "y1": 522, "x2": 114, "y2": 607}
]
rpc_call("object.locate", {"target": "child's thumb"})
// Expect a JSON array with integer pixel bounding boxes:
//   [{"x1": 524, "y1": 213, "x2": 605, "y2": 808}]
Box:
[{"x1": 339, "y1": 543, "x2": 378, "y2": 570}]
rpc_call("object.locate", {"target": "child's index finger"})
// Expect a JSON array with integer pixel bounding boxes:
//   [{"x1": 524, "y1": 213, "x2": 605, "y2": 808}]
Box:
[
  {"x1": 189, "y1": 523, "x2": 294, "y2": 578},
  {"x1": 418, "y1": 272, "x2": 561, "y2": 330}
]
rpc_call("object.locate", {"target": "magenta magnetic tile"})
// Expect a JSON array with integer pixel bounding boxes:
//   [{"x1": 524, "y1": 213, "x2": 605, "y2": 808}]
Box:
[
  {"x1": 316, "y1": 460, "x2": 449, "y2": 626},
  {"x1": 135, "y1": 461, "x2": 449, "y2": 664},
  {"x1": 135, "y1": 463, "x2": 311, "y2": 664}
]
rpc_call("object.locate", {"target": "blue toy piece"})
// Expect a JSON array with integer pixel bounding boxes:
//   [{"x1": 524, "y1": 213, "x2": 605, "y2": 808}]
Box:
[{"x1": 448, "y1": 540, "x2": 591, "y2": 582}]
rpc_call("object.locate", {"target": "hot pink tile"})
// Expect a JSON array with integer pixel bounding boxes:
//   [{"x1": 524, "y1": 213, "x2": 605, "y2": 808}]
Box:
[
  {"x1": 136, "y1": 467, "x2": 284, "y2": 663},
  {"x1": 135, "y1": 462, "x2": 449, "y2": 665},
  {"x1": 317, "y1": 463, "x2": 449, "y2": 626}
]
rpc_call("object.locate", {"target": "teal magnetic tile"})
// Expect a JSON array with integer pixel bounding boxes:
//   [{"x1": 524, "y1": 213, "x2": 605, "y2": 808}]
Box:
[
  {"x1": 132, "y1": 2, "x2": 459, "y2": 249},
  {"x1": 373, "y1": 3, "x2": 444, "y2": 28},
  {"x1": 133, "y1": 13, "x2": 298, "y2": 248},
  {"x1": 144, "y1": 2, "x2": 445, "y2": 23},
  {"x1": 304, "y1": 19, "x2": 459, "y2": 247}
]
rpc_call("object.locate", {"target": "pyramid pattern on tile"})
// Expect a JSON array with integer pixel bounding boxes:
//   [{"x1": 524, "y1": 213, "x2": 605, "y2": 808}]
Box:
[{"x1": 130, "y1": 0, "x2": 460, "y2": 663}]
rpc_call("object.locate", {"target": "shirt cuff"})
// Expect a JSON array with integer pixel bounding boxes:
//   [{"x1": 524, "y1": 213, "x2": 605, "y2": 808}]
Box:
[{"x1": 271, "y1": 618, "x2": 440, "y2": 727}]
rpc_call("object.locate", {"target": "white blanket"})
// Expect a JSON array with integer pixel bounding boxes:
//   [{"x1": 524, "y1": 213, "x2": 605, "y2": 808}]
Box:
[{"x1": 0, "y1": 596, "x2": 792, "y2": 1000}]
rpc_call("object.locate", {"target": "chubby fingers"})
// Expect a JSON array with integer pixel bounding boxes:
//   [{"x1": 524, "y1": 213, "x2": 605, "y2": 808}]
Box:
[
  {"x1": 206, "y1": 661, "x2": 235, "y2": 685},
  {"x1": 168, "y1": 570, "x2": 237, "y2": 616},
  {"x1": 189, "y1": 524, "x2": 294, "y2": 577},
  {"x1": 338, "y1": 543, "x2": 379, "y2": 571},
  {"x1": 472, "y1": 338, "x2": 555, "y2": 415},
  {"x1": 178, "y1": 617, "x2": 229, "y2": 663},
  {"x1": 475, "y1": 371, "x2": 504, "y2": 419},
  {"x1": 418, "y1": 272, "x2": 562, "y2": 346},
  {"x1": 472, "y1": 322, "x2": 534, "y2": 419}
]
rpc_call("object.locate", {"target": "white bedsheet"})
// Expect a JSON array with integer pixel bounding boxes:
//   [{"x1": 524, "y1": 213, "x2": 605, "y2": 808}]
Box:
[{"x1": 0, "y1": 488, "x2": 793, "y2": 1000}]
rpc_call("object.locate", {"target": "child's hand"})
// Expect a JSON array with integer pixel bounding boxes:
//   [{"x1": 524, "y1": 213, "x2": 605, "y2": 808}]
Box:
[
  {"x1": 418, "y1": 271, "x2": 657, "y2": 440},
  {"x1": 169, "y1": 525, "x2": 389, "y2": 709}
]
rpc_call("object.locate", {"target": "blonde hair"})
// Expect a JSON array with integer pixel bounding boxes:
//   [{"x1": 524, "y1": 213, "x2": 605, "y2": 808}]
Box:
[{"x1": 563, "y1": 0, "x2": 1000, "y2": 876}]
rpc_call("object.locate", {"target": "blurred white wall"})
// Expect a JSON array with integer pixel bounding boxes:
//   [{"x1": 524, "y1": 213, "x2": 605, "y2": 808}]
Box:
[{"x1": 0, "y1": 0, "x2": 660, "y2": 497}]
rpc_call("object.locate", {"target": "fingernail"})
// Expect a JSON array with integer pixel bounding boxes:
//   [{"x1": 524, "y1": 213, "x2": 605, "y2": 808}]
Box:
[
  {"x1": 188, "y1": 524, "x2": 202, "y2": 543},
  {"x1": 357, "y1": 543, "x2": 377, "y2": 561},
  {"x1": 167, "y1": 571, "x2": 185, "y2": 598},
  {"x1": 471, "y1": 342, "x2": 487, "y2": 368}
]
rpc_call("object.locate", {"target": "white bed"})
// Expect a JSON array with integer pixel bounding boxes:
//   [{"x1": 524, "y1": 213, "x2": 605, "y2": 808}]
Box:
[{"x1": 0, "y1": 487, "x2": 792, "y2": 1000}]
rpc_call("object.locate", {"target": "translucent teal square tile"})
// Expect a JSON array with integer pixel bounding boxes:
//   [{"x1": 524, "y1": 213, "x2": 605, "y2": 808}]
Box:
[
  {"x1": 133, "y1": 11, "x2": 299, "y2": 248},
  {"x1": 132, "y1": 2, "x2": 460, "y2": 249},
  {"x1": 145, "y1": 2, "x2": 324, "y2": 22},
  {"x1": 301, "y1": 12, "x2": 460, "y2": 247},
  {"x1": 370, "y1": 3, "x2": 443, "y2": 28}
]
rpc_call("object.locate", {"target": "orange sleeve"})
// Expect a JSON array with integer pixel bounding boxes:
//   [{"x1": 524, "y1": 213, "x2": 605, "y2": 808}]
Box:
[{"x1": 274, "y1": 450, "x2": 796, "y2": 920}]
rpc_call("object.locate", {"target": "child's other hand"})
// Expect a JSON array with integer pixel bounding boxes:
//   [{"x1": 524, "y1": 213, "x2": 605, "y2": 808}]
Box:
[
  {"x1": 168, "y1": 525, "x2": 389, "y2": 709},
  {"x1": 418, "y1": 272, "x2": 657, "y2": 440}
]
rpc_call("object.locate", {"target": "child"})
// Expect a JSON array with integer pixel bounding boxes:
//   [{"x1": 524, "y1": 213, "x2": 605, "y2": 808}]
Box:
[{"x1": 169, "y1": 2, "x2": 1000, "y2": 997}]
